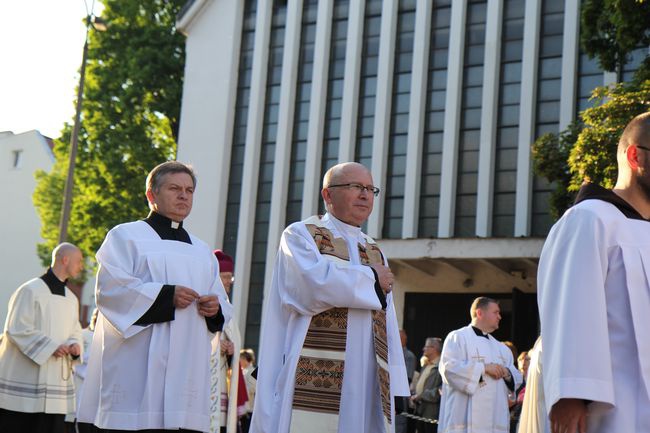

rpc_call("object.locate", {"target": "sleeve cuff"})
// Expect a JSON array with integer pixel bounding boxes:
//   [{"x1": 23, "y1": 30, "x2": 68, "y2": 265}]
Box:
[
  {"x1": 369, "y1": 267, "x2": 387, "y2": 310},
  {"x1": 205, "y1": 308, "x2": 225, "y2": 333},
  {"x1": 134, "y1": 284, "x2": 176, "y2": 326}
]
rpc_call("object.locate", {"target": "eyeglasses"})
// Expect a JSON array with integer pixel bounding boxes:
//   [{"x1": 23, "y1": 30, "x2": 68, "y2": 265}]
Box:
[
  {"x1": 327, "y1": 183, "x2": 380, "y2": 196},
  {"x1": 637, "y1": 145, "x2": 650, "y2": 152}
]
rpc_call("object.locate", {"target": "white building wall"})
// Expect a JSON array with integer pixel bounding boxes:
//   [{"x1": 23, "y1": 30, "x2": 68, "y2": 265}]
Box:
[
  {"x1": 0, "y1": 131, "x2": 54, "y2": 326},
  {"x1": 176, "y1": 0, "x2": 244, "y2": 247}
]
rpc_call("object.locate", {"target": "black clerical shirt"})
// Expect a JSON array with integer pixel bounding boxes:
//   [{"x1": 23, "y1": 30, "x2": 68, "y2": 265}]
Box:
[
  {"x1": 40, "y1": 268, "x2": 66, "y2": 296},
  {"x1": 134, "y1": 211, "x2": 224, "y2": 332}
]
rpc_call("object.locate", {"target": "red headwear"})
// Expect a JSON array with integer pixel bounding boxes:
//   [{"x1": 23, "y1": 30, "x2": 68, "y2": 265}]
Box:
[{"x1": 213, "y1": 249, "x2": 234, "y2": 273}]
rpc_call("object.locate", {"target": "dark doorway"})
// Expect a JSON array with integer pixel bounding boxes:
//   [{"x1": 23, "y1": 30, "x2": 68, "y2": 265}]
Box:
[{"x1": 402, "y1": 290, "x2": 539, "y2": 363}]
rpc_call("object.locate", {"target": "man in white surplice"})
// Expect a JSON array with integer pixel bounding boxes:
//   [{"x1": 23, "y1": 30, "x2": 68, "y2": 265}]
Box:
[
  {"x1": 537, "y1": 112, "x2": 650, "y2": 433},
  {"x1": 77, "y1": 161, "x2": 233, "y2": 433},
  {"x1": 250, "y1": 162, "x2": 409, "y2": 433},
  {"x1": 0, "y1": 243, "x2": 84, "y2": 433},
  {"x1": 438, "y1": 297, "x2": 522, "y2": 433}
]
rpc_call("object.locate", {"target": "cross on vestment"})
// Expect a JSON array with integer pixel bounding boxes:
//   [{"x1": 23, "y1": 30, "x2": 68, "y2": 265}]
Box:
[
  {"x1": 472, "y1": 349, "x2": 487, "y2": 388},
  {"x1": 184, "y1": 379, "x2": 199, "y2": 405},
  {"x1": 471, "y1": 348, "x2": 486, "y2": 364},
  {"x1": 111, "y1": 384, "x2": 127, "y2": 405}
]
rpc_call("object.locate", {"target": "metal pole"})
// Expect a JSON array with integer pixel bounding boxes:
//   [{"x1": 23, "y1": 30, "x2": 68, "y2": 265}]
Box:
[{"x1": 58, "y1": 17, "x2": 91, "y2": 244}]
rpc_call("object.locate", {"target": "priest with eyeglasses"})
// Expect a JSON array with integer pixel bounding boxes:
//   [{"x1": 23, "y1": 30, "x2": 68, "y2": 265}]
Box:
[{"x1": 250, "y1": 162, "x2": 409, "y2": 433}]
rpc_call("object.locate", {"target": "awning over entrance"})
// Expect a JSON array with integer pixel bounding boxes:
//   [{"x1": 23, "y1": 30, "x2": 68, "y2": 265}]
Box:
[{"x1": 378, "y1": 237, "x2": 545, "y2": 353}]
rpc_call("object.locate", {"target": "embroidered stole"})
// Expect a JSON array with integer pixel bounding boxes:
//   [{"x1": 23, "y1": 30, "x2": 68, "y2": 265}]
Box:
[{"x1": 290, "y1": 216, "x2": 391, "y2": 433}]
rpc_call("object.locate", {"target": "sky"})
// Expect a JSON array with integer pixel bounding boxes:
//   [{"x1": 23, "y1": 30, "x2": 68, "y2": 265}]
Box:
[{"x1": 0, "y1": 1, "x2": 104, "y2": 139}]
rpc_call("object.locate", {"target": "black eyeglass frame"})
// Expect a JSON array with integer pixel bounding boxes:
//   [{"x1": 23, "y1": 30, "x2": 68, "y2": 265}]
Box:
[
  {"x1": 636, "y1": 145, "x2": 650, "y2": 152},
  {"x1": 327, "y1": 183, "x2": 381, "y2": 196}
]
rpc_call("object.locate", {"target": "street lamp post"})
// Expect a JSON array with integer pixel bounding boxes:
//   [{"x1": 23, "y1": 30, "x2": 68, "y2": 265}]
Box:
[{"x1": 58, "y1": 15, "x2": 106, "y2": 244}]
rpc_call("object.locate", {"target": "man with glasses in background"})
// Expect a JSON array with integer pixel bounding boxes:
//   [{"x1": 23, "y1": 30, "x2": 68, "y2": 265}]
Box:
[{"x1": 250, "y1": 162, "x2": 409, "y2": 433}]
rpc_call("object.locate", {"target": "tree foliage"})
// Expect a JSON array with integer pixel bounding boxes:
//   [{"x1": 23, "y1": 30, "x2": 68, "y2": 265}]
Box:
[
  {"x1": 531, "y1": 122, "x2": 580, "y2": 220},
  {"x1": 533, "y1": 1, "x2": 650, "y2": 219},
  {"x1": 581, "y1": 0, "x2": 650, "y2": 74},
  {"x1": 532, "y1": 81, "x2": 650, "y2": 218},
  {"x1": 568, "y1": 81, "x2": 650, "y2": 192},
  {"x1": 33, "y1": 0, "x2": 186, "y2": 274}
]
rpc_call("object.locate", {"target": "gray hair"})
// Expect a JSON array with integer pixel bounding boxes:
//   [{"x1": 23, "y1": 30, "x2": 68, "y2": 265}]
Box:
[
  {"x1": 425, "y1": 337, "x2": 442, "y2": 353},
  {"x1": 146, "y1": 161, "x2": 196, "y2": 194}
]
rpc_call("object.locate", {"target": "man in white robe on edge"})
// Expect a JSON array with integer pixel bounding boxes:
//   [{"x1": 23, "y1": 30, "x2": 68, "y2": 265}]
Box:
[
  {"x1": 0, "y1": 243, "x2": 84, "y2": 433},
  {"x1": 438, "y1": 297, "x2": 522, "y2": 433},
  {"x1": 537, "y1": 112, "x2": 650, "y2": 433},
  {"x1": 77, "y1": 161, "x2": 233, "y2": 433},
  {"x1": 249, "y1": 162, "x2": 409, "y2": 433}
]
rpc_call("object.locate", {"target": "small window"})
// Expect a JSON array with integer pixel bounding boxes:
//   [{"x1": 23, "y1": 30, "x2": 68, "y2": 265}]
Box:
[{"x1": 12, "y1": 150, "x2": 22, "y2": 168}]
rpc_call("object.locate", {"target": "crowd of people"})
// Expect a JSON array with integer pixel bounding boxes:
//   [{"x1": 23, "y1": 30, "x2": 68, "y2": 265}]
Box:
[{"x1": 2, "y1": 111, "x2": 650, "y2": 433}]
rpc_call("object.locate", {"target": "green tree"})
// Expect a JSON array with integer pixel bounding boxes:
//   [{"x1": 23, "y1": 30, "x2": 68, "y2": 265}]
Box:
[
  {"x1": 568, "y1": 81, "x2": 650, "y2": 191},
  {"x1": 532, "y1": 1, "x2": 650, "y2": 219},
  {"x1": 581, "y1": 0, "x2": 650, "y2": 75},
  {"x1": 33, "y1": 0, "x2": 186, "y2": 274},
  {"x1": 531, "y1": 122, "x2": 580, "y2": 220},
  {"x1": 532, "y1": 81, "x2": 650, "y2": 218}
]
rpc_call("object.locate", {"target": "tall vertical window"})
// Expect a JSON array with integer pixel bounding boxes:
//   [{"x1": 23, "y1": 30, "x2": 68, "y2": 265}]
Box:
[
  {"x1": 383, "y1": 0, "x2": 416, "y2": 239},
  {"x1": 492, "y1": 0, "x2": 524, "y2": 236},
  {"x1": 419, "y1": 0, "x2": 452, "y2": 237},
  {"x1": 285, "y1": 0, "x2": 318, "y2": 226},
  {"x1": 318, "y1": 1, "x2": 350, "y2": 215},
  {"x1": 223, "y1": 0, "x2": 257, "y2": 257},
  {"x1": 621, "y1": 46, "x2": 647, "y2": 82},
  {"x1": 247, "y1": 0, "x2": 287, "y2": 346},
  {"x1": 454, "y1": 0, "x2": 487, "y2": 237},
  {"x1": 576, "y1": 51, "x2": 602, "y2": 114},
  {"x1": 355, "y1": 0, "x2": 382, "y2": 169},
  {"x1": 531, "y1": 0, "x2": 564, "y2": 236}
]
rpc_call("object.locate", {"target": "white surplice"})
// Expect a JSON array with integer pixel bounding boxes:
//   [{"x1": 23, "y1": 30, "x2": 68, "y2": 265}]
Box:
[
  {"x1": 438, "y1": 325, "x2": 522, "y2": 433},
  {"x1": 249, "y1": 213, "x2": 409, "y2": 433},
  {"x1": 517, "y1": 337, "x2": 548, "y2": 433},
  {"x1": 77, "y1": 220, "x2": 232, "y2": 432},
  {"x1": 537, "y1": 199, "x2": 650, "y2": 432},
  {"x1": 0, "y1": 278, "x2": 82, "y2": 414}
]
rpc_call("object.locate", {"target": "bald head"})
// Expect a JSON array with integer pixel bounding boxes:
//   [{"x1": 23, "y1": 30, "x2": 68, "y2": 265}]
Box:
[
  {"x1": 615, "y1": 112, "x2": 650, "y2": 209},
  {"x1": 322, "y1": 162, "x2": 372, "y2": 189},
  {"x1": 321, "y1": 162, "x2": 376, "y2": 226},
  {"x1": 51, "y1": 243, "x2": 84, "y2": 281},
  {"x1": 51, "y1": 243, "x2": 81, "y2": 266},
  {"x1": 618, "y1": 112, "x2": 650, "y2": 154}
]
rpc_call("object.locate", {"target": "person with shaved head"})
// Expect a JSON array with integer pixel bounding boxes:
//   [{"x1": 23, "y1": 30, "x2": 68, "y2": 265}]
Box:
[
  {"x1": 538, "y1": 112, "x2": 650, "y2": 433},
  {"x1": 0, "y1": 243, "x2": 84, "y2": 433},
  {"x1": 251, "y1": 162, "x2": 409, "y2": 433}
]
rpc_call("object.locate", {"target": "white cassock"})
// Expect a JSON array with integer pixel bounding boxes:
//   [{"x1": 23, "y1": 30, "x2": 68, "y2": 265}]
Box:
[
  {"x1": 249, "y1": 213, "x2": 409, "y2": 433},
  {"x1": 77, "y1": 220, "x2": 232, "y2": 432},
  {"x1": 0, "y1": 278, "x2": 82, "y2": 415},
  {"x1": 538, "y1": 196, "x2": 650, "y2": 432},
  {"x1": 517, "y1": 337, "x2": 548, "y2": 433},
  {"x1": 438, "y1": 325, "x2": 522, "y2": 433}
]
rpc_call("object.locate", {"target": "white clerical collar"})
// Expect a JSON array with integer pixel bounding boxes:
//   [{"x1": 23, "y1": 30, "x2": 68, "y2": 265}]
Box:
[{"x1": 325, "y1": 213, "x2": 363, "y2": 239}]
